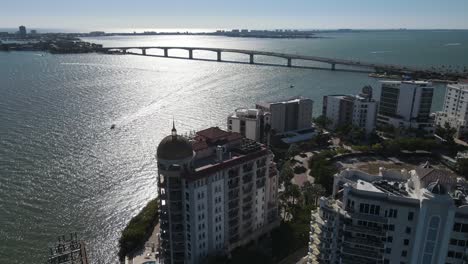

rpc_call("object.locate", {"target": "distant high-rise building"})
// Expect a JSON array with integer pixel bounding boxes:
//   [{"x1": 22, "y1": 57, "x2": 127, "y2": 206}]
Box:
[
  {"x1": 157, "y1": 125, "x2": 279, "y2": 264},
  {"x1": 227, "y1": 108, "x2": 271, "y2": 143},
  {"x1": 435, "y1": 82, "x2": 468, "y2": 138},
  {"x1": 377, "y1": 81, "x2": 434, "y2": 132},
  {"x1": 30, "y1": 29, "x2": 37, "y2": 34},
  {"x1": 308, "y1": 165, "x2": 468, "y2": 264},
  {"x1": 18, "y1": 25, "x2": 27, "y2": 36},
  {"x1": 256, "y1": 97, "x2": 313, "y2": 134},
  {"x1": 322, "y1": 86, "x2": 378, "y2": 135}
]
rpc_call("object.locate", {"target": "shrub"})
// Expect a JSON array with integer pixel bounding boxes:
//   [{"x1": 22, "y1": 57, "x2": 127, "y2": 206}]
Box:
[
  {"x1": 118, "y1": 198, "x2": 159, "y2": 261},
  {"x1": 293, "y1": 166, "x2": 307, "y2": 174}
]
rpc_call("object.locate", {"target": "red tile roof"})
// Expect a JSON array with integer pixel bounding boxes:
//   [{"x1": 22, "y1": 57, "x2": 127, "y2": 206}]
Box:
[{"x1": 192, "y1": 127, "x2": 242, "y2": 151}]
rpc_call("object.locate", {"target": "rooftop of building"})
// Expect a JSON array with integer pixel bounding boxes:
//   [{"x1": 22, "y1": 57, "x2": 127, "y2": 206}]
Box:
[
  {"x1": 381, "y1": 80, "x2": 432, "y2": 86},
  {"x1": 337, "y1": 163, "x2": 467, "y2": 206},
  {"x1": 229, "y1": 108, "x2": 265, "y2": 119},
  {"x1": 184, "y1": 127, "x2": 270, "y2": 181},
  {"x1": 256, "y1": 96, "x2": 312, "y2": 109},
  {"x1": 448, "y1": 82, "x2": 468, "y2": 90}
]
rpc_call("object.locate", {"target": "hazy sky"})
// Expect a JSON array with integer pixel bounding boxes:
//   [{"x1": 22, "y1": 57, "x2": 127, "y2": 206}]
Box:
[{"x1": 1, "y1": 0, "x2": 468, "y2": 31}]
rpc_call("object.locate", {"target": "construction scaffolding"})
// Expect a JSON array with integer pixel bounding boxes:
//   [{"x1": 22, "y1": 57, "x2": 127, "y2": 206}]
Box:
[{"x1": 47, "y1": 233, "x2": 89, "y2": 264}]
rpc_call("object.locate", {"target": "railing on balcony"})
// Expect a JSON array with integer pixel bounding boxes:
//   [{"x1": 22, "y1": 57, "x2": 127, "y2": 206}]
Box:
[
  {"x1": 243, "y1": 163, "x2": 254, "y2": 173},
  {"x1": 229, "y1": 200, "x2": 239, "y2": 210},
  {"x1": 342, "y1": 245, "x2": 381, "y2": 260},
  {"x1": 242, "y1": 173, "x2": 253, "y2": 184},
  {"x1": 344, "y1": 224, "x2": 386, "y2": 236}
]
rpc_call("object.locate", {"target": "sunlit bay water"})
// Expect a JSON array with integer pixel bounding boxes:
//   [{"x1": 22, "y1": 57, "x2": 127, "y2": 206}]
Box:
[{"x1": 1, "y1": 30, "x2": 467, "y2": 263}]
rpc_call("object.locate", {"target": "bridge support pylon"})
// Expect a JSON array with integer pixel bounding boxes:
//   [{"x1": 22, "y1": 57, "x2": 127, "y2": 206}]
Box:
[
  {"x1": 164, "y1": 48, "x2": 168, "y2": 57},
  {"x1": 142, "y1": 49, "x2": 146, "y2": 55},
  {"x1": 249, "y1": 54, "x2": 254, "y2": 64},
  {"x1": 217, "y1": 51, "x2": 221, "y2": 61},
  {"x1": 122, "y1": 49, "x2": 127, "y2": 54},
  {"x1": 331, "y1": 63, "x2": 336, "y2": 70},
  {"x1": 188, "y1": 49, "x2": 193, "y2": 59},
  {"x1": 287, "y1": 58, "x2": 292, "y2": 67}
]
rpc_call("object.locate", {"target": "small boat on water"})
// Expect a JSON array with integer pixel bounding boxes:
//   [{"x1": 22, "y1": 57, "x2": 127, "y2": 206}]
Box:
[
  {"x1": 110, "y1": 124, "x2": 116, "y2": 129},
  {"x1": 290, "y1": 85, "x2": 295, "y2": 88}
]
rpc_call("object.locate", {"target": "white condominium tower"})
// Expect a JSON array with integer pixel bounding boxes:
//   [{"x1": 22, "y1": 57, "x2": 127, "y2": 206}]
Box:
[
  {"x1": 436, "y1": 82, "x2": 468, "y2": 138},
  {"x1": 377, "y1": 81, "x2": 434, "y2": 132},
  {"x1": 308, "y1": 165, "x2": 468, "y2": 264},
  {"x1": 322, "y1": 86, "x2": 378, "y2": 135},
  {"x1": 255, "y1": 97, "x2": 313, "y2": 134},
  {"x1": 227, "y1": 108, "x2": 271, "y2": 143},
  {"x1": 157, "y1": 125, "x2": 280, "y2": 264}
]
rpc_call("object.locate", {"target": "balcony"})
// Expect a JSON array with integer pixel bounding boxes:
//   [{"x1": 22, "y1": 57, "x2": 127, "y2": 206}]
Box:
[
  {"x1": 228, "y1": 179, "x2": 239, "y2": 189},
  {"x1": 229, "y1": 189, "x2": 239, "y2": 200},
  {"x1": 229, "y1": 200, "x2": 239, "y2": 210},
  {"x1": 242, "y1": 213, "x2": 252, "y2": 221},
  {"x1": 256, "y1": 178, "x2": 265, "y2": 188},
  {"x1": 349, "y1": 212, "x2": 388, "y2": 224},
  {"x1": 242, "y1": 173, "x2": 253, "y2": 184},
  {"x1": 344, "y1": 236, "x2": 384, "y2": 248},
  {"x1": 344, "y1": 224, "x2": 386, "y2": 237},
  {"x1": 243, "y1": 183, "x2": 253, "y2": 193},
  {"x1": 229, "y1": 209, "x2": 239, "y2": 218},
  {"x1": 229, "y1": 218, "x2": 239, "y2": 227},
  {"x1": 342, "y1": 246, "x2": 381, "y2": 260}
]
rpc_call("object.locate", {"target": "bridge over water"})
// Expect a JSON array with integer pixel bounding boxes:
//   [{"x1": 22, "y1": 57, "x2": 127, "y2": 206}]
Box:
[{"x1": 101, "y1": 46, "x2": 425, "y2": 73}]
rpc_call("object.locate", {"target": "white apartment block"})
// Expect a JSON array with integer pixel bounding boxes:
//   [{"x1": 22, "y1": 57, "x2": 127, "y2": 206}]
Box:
[
  {"x1": 377, "y1": 81, "x2": 434, "y2": 132},
  {"x1": 322, "y1": 86, "x2": 377, "y2": 135},
  {"x1": 256, "y1": 97, "x2": 313, "y2": 134},
  {"x1": 436, "y1": 83, "x2": 468, "y2": 138},
  {"x1": 157, "y1": 126, "x2": 280, "y2": 264},
  {"x1": 308, "y1": 165, "x2": 468, "y2": 264},
  {"x1": 227, "y1": 108, "x2": 271, "y2": 143}
]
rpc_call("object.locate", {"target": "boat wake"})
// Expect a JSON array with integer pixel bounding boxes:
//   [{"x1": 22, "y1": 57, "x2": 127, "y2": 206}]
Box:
[
  {"x1": 370, "y1": 51, "x2": 392, "y2": 54},
  {"x1": 444, "y1": 43, "x2": 461, "y2": 46}
]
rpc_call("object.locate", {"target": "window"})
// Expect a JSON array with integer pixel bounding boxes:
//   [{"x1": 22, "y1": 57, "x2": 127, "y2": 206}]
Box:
[
  {"x1": 458, "y1": 240, "x2": 466, "y2": 247},
  {"x1": 448, "y1": 251, "x2": 454, "y2": 258},
  {"x1": 387, "y1": 236, "x2": 393, "y2": 242},
  {"x1": 450, "y1": 239, "x2": 457, "y2": 245},
  {"x1": 406, "y1": 227, "x2": 411, "y2": 234},
  {"x1": 386, "y1": 248, "x2": 392, "y2": 254},
  {"x1": 389, "y1": 224, "x2": 395, "y2": 231},
  {"x1": 388, "y1": 209, "x2": 398, "y2": 218},
  {"x1": 408, "y1": 212, "x2": 414, "y2": 221},
  {"x1": 404, "y1": 239, "x2": 409, "y2": 246},
  {"x1": 422, "y1": 216, "x2": 440, "y2": 264},
  {"x1": 401, "y1": 250, "x2": 407, "y2": 257}
]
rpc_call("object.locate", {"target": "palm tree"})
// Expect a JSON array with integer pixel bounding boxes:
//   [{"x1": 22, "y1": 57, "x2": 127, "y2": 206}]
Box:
[{"x1": 301, "y1": 182, "x2": 326, "y2": 207}]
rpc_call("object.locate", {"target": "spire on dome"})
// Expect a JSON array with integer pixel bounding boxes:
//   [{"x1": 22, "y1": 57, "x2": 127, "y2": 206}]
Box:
[{"x1": 171, "y1": 119, "x2": 177, "y2": 138}]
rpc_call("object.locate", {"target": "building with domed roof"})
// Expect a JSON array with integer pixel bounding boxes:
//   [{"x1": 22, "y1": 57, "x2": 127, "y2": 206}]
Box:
[
  {"x1": 308, "y1": 163, "x2": 468, "y2": 264},
  {"x1": 156, "y1": 125, "x2": 279, "y2": 264}
]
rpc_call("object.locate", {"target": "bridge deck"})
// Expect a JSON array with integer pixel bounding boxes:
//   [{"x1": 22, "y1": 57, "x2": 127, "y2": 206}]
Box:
[{"x1": 102, "y1": 46, "x2": 425, "y2": 72}]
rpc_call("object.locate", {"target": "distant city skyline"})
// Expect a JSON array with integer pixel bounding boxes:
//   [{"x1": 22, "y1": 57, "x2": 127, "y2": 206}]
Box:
[{"x1": 1, "y1": 0, "x2": 468, "y2": 31}]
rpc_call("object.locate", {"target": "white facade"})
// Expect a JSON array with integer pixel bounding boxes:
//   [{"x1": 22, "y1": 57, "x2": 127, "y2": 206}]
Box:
[
  {"x1": 322, "y1": 89, "x2": 377, "y2": 135},
  {"x1": 157, "y1": 127, "x2": 280, "y2": 264},
  {"x1": 227, "y1": 108, "x2": 270, "y2": 142},
  {"x1": 436, "y1": 83, "x2": 468, "y2": 137},
  {"x1": 256, "y1": 97, "x2": 313, "y2": 134},
  {"x1": 352, "y1": 96, "x2": 378, "y2": 135},
  {"x1": 377, "y1": 81, "x2": 434, "y2": 131},
  {"x1": 308, "y1": 167, "x2": 468, "y2": 264}
]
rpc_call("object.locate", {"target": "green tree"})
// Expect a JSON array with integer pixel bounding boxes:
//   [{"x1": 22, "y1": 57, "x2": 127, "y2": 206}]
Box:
[
  {"x1": 279, "y1": 161, "x2": 294, "y2": 186},
  {"x1": 458, "y1": 158, "x2": 468, "y2": 178},
  {"x1": 301, "y1": 182, "x2": 326, "y2": 207},
  {"x1": 314, "y1": 115, "x2": 332, "y2": 129}
]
